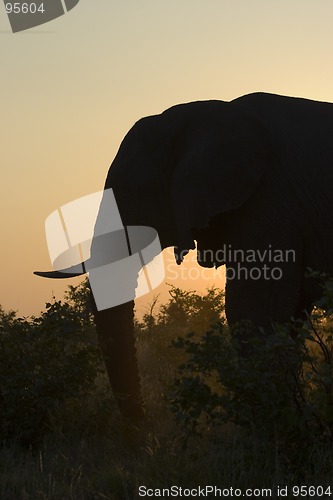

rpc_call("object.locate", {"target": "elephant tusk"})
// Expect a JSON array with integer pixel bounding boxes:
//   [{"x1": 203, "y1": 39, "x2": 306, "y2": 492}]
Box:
[
  {"x1": 34, "y1": 270, "x2": 84, "y2": 279},
  {"x1": 34, "y1": 261, "x2": 88, "y2": 279}
]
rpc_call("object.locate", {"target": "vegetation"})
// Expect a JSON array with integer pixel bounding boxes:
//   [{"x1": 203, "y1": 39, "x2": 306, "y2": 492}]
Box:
[{"x1": 1, "y1": 279, "x2": 333, "y2": 498}]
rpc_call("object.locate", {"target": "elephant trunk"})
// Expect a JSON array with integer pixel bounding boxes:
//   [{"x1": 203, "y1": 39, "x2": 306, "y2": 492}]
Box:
[{"x1": 92, "y1": 299, "x2": 144, "y2": 424}]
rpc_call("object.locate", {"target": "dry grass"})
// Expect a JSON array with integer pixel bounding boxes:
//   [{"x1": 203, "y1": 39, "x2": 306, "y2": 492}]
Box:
[{"x1": 1, "y1": 349, "x2": 333, "y2": 500}]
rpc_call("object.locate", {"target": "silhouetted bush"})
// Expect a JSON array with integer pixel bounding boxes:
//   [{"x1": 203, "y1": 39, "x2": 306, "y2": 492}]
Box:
[
  {"x1": 170, "y1": 276, "x2": 333, "y2": 456},
  {"x1": 136, "y1": 286, "x2": 224, "y2": 412},
  {"x1": 0, "y1": 280, "x2": 102, "y2": 444}
]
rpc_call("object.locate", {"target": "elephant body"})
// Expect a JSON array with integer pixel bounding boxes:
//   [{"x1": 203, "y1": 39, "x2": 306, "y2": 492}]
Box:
[
  {"x1": 105, "y1": 93, "x2": 333, "y2": 326},
  {"x1": 37, "y1": 93, "x2": 333, "y2": 422},
  {"x1": 229, "y1": 94, "x2": 333, "y2": 323}
]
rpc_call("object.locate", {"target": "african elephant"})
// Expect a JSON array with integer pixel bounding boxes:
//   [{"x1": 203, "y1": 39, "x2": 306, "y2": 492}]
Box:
[{"x1": 35, "y1": 92, "x2": 333, "y2": 424}]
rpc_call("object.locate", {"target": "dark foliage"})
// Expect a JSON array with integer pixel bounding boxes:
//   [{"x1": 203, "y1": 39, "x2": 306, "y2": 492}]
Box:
[
  {"x1": 0, "y1": 280, "x2": 103, "y2": 444},
  {"x1": 170, "y1": 277, "x2": 333, "y2": 457}
]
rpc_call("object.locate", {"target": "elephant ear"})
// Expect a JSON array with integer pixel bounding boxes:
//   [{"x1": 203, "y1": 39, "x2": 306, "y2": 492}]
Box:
[{"x1": 170, "y1": 110, "x2": 270, "y2": 263}]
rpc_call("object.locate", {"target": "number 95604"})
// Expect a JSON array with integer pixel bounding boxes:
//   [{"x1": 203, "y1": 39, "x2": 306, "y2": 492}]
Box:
[{"x1": 5, "y1": 3, "x2": 45, "y2": 14}]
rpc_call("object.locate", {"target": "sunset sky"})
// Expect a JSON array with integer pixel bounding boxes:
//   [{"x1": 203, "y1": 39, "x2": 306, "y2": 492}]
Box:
[{"x1": 1, "y1": 1, "x2": 333, "y2": 317}]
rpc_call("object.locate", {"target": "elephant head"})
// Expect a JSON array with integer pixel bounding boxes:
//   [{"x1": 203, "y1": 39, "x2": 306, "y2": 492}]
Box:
[
  {"x1": 35, "y1": 98, "x2": 271, "y2": 424},
  {"x1": 105, "y1": 101, "x2": 269, "y2": 259}
]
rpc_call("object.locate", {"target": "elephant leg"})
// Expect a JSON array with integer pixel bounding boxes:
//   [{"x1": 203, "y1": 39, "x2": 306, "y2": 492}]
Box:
[{"x1": 91, "y1": 298, "x2": 144, "y2": 425}]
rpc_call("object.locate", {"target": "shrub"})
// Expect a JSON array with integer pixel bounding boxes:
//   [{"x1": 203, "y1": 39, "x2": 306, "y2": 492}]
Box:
[
  {"x1": 136, "y1": 286, "x2": 224, "y2": 403},
  {"x1": 170, "y1": 278, "x2": 333, "y2": 454},
  {"x1": 0, "y1": 281, "x2": 102, "y2": 445}
]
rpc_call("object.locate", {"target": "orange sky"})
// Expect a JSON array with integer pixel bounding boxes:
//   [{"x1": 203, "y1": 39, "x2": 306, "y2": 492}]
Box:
[{"x1": 1, "y1": 1, "x2": 333, "y2": 317}]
